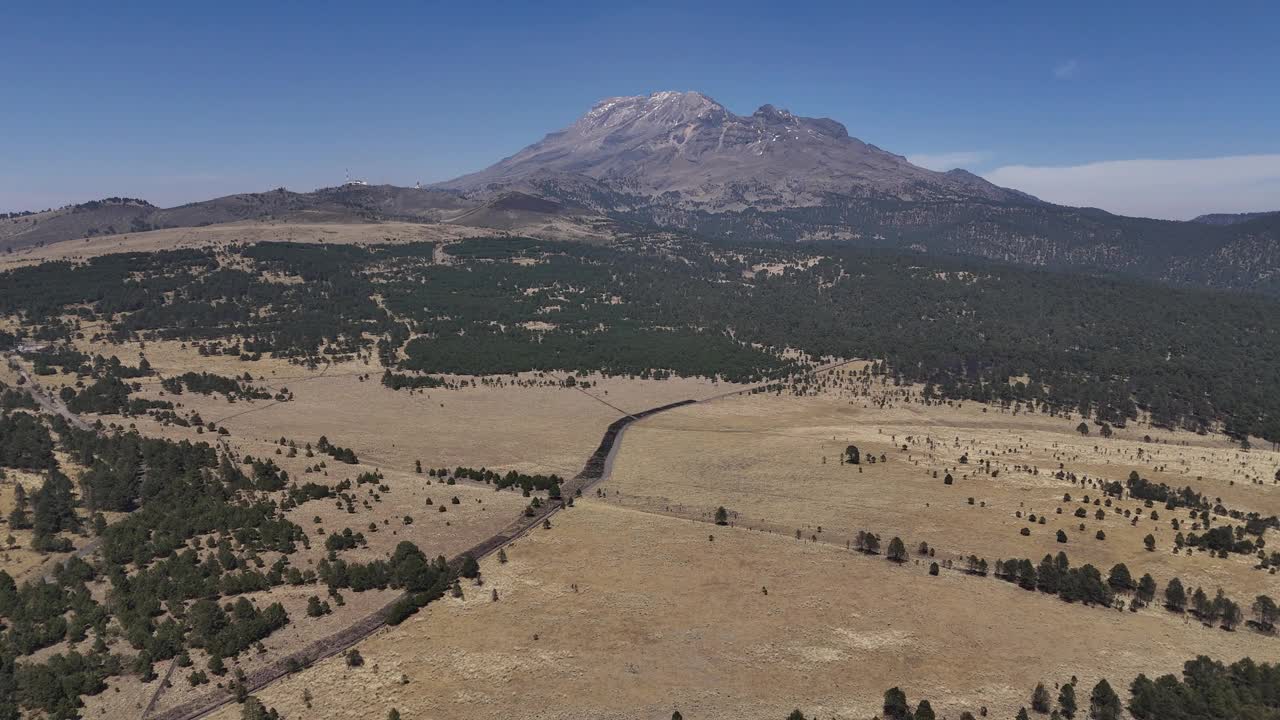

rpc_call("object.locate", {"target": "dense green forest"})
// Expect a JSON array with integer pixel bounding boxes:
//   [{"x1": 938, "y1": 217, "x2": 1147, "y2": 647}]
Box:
[
  {"x1": 1126, "y1": 655, "x2": 1280, "y2": 719},
  {"x1": 1, "y1": 236, "x2": 1279, "y2": 441}
]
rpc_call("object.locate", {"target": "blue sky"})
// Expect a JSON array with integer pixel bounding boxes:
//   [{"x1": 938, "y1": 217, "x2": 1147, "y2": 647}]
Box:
[{"x1": 2, "y1": 1, "x2": 1277, "y2": 218}]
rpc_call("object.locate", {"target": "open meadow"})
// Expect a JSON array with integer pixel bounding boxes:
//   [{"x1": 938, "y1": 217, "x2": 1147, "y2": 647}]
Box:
[
  {"x1": 2, "y1": 337, "x2": 748, "y2": 719},
  {"x1": 0, "y1": 221, "x2": 487, "y2": 270},
  {"x1": 197, "y1": 372, "x2": 1280, "y2": 720},
  {"x1": 605, "y1": 376, "x2": 1280, "y2": 603},
  {"x1": 215, "y1": 499, "x2": 1275, "y2": 720}
]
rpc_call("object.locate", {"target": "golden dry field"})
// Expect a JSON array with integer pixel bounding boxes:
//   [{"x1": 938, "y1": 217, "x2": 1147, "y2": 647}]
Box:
[
  {"x1": 0, "y1": 221, "x2": 488, "y2": 270},
  {"x1": 4, "y1": 325, "x2": 1278, "y2": 720},
  {"x1": 2, "y1": 337, "x2": 750, "y2": 719},
  {"x1": 0, "y1": 466, "x2": 55, "y2": 580},
  {"x1": 41, "y1": 338, "x2": 738, "y2": 476},
  {"x1": 213, "y1": 500, "x2": 1275, "y2": 720},
  {"x1": 604, "y1": 382, "x2": 1280, "y2": 602},
  {"x1": 191, "y1": 371, "x2": 1280, "y2": 720}
]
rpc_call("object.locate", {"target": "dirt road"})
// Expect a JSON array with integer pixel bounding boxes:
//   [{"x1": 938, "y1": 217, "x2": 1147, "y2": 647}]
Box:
[{"x1": 4, "y1": 353, "x2": 92, "y2": 431}]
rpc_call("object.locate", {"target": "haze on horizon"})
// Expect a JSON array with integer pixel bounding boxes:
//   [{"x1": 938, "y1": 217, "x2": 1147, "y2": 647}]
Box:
[{"x1": 2, "y1": 1, "x2": 1277, "y2": 220}]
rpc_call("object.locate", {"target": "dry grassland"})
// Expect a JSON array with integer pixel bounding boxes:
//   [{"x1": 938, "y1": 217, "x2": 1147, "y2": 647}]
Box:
[
  {"x1": 0, "y1": 221, "x2": 488, "y2": 270},
  {"x1": 65, "y1": 462, "x2": 532, "y2": 720},
  {"x1": 9, "y1": 339, "x2": 1279, "y2": 719},
  {"x1": 1, "y1": 451, "x2": 111, "y2": 583},
  {"x1": 87, "y1": 341, "x2": 738, "y2": 476},
  {"x1": 3, "y1": 340, "x2": 744, "y2": 718},
  {"x1": 0, "y1": 467, "x2": 54, "y2": 579},
  {"x1": 9, "y1": 332, "x2": 736, "y2": 475},
  {"x1": 605, "y1": 389, "x2": 1280, "y2": 603},
  {"x1": 75, "y1": 582, "x2": 403, "y2": 720},
  {"x1": 212, "y1": 500, "x2": 1276, "y2": 720}
]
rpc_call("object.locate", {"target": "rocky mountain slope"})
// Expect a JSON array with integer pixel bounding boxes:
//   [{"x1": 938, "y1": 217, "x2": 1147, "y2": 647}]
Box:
[
  {"x1": 442, "y1": 91, "x2": 1032, "y2": 210},
  {"x1": 440, "y1": 91, "x2": 1280, "y2": 294}
]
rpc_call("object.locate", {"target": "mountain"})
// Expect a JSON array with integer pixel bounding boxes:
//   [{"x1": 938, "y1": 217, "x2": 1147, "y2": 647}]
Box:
[
  {"x1": 1192, "y1": 210, "x2": 1280, "y2": 226},
  {"x1": 440, "y1": 91, "x2": 1280, "y2": 294},
  {"x1": 442, "y1": 91, "x2": 1032, "y2": 210},
  {"x1": 4, "y1": 91, "x2": 1279, "y2": 295}
]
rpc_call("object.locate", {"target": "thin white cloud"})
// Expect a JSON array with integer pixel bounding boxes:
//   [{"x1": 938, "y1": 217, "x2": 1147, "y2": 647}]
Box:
[
  {"x1": 907, "y1": 151, "x2": 991, "y2": 172},
  {"x1": 983, "y1": 154, "x2": 1280, "y2": 220},
  {"x1": 1054, "y1": 59, "x2": 1080, "y2": 80}
]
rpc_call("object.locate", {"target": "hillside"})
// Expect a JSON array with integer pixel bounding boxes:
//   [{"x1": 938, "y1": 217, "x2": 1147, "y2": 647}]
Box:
[
  {"x1": 442, "y1": 91, "x2": 1032, "y2": 209},
  {"x1": 1193, "y1": 210, "x2": 1280, "y2": 225},
  {"x1": 0, "y1": 186, "x2": 614, "y2": 254},
  {"x1": 440, "y1": 91, "x2": 1280, "y2": 294}
]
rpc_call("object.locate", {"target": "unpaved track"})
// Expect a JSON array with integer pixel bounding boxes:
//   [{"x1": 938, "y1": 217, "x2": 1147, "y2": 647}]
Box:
[
  {"x1": 5, "y1": 353, "x2": 92, "y2": 431},
  {"x1": 5, "y1": 355, "x2": 103, "y2": 582},
  {"x1": 151, "y1": 394, "x2": 710, "y2": 720},
  {"x1": 37, "y1": 358, "x2": 847, "y2": 720}
]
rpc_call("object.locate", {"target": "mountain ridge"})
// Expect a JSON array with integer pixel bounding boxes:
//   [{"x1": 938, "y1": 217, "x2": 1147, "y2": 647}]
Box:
[
  {"x1": 3, "y1": 91, "x2": 1278, "y2": 295},
  {"x1": 440, "y1": 90, "x2": 1031, "y2": 210},
  {"x1": 1192, "y1": 210, "x2": 1280, "y2": 226},
  {"x1": 437, "y1": 91, "x2": 1279, "y2": 294}
]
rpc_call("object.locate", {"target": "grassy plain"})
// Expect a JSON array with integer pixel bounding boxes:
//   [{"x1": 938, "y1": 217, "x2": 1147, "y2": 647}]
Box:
[
  {"x1": 198, "y1": 372, "x2": 1279, "y2": 720},
  {"x1": 4, "y1": 338, "x2": 743, "y2": 718},
  {"x1": 0, "y1": 221, "x2": 486, "y2": 270},
  {"x1": 215, "y1": 500, "x2": 1276, "y2": 720},
  {"x1": 7, "y1": 324, "x2": 1279, "y2": 719},
  {"x1": 59, "y1": 339, "x2": 735, "y2": 476},
  {"x1": 605, "y1": 379, "x2": 1280, "y2": 602}
]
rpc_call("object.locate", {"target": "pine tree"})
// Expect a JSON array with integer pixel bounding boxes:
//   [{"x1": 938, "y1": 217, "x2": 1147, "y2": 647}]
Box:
[
  {"x1": 459, "y1": 554, "x2": 480, "y2": 579},
  {"x1": 1089, "y1": 679, "x2": 1121, "y2": 720},
  {"x1": 1192, "y1": 587, "x2": 1210, "y2": 619},
  {"x1": 1032, "y1": 682, "x2": 1052, "y2": 713},
  {"x1": 883, "y1": 687, "x2": 910, "y2": 720},
  {"x1": 32, "y1": 470, "x2": 79, "y2": 538},
  {"x1": 1165, "y1": 578, "x2": 1186, "y2": 611},
  {"x1": 7, "y1": 482, "x2": 30, "y2": 530},
  {"x1": 1058, "y1": 682, "x2": 1076, "y2": 718},
  {"x1": 1137, "y1": 574, "x2": 1157, "y2": 604},
  {"x1": 1106, "y1": 563, "x2": 1134, "y2": 591},
  {"x1": 845, "y1": 445, "x2": 860, "y2": 464},
  {"x1": 1252, "y1": 594, "x2": 1278, "y2": 630},
  {"x1": 887, "y1": 536, "x2": 907, "y2": 562}
]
